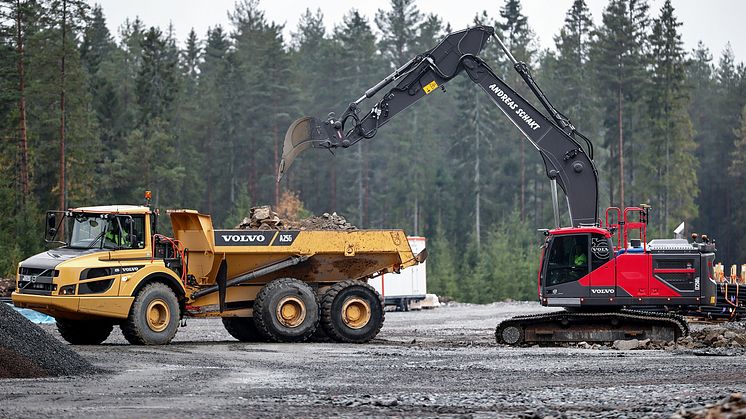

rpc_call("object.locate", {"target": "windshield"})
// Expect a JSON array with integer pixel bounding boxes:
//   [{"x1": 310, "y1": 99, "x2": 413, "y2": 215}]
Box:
[
  {"x1": 69, "y1": 215, "x2": 113, "y2": 249},
  {"x1": 65, "y1": 213, "x2": 146, "y2": 250}
]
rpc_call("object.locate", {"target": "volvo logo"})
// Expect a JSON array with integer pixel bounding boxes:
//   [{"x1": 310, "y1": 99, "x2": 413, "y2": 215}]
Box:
[
  {"x1": 220, "y1": 234, "x2": 266, "y2": 243},
  {"x1": 591, "y1": 238, "x2": 610, "y2": 259},
  {"x1": 591, "y1": 288, "x2": 614, "y2": 294},
  {"x1": 214, "y1": 230, "x2": 274, "y2": 246}
]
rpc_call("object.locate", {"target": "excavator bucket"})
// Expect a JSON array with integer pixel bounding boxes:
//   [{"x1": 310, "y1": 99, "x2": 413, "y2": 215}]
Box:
[{"x1": 278, "y1": 116, "x2": 323, "y2": 182}]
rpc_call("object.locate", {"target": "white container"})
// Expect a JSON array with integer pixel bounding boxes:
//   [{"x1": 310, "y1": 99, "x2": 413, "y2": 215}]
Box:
[{"x1": 368, "y1": 237, "x2": 427, "y2": 311}]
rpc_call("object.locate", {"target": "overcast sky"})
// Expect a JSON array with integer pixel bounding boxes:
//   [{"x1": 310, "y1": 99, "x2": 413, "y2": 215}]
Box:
[{"x1": 93, "y1": 0, "x2": 744, "y2": 63}]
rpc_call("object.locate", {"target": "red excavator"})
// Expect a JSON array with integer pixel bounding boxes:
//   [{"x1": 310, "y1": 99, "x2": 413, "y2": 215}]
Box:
[{"x1": 277, "y1": 25, "x2": 718, "y2": 345}]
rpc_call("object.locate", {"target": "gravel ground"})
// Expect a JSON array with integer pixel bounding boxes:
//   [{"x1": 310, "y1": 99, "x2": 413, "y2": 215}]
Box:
[{"x1": 1, "y1": 302, "x2": 745, "y2": 418}]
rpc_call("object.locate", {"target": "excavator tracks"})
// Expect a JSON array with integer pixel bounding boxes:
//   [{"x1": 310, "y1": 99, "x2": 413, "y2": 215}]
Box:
[{"x1": 495, "y1": 309, "x2": 689, "y2": 346}]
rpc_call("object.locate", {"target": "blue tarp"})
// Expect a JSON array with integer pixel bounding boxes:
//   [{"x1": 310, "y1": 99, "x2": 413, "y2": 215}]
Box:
[{"x1": 3, "y1": 303, "x2": 55, "y2": 324}]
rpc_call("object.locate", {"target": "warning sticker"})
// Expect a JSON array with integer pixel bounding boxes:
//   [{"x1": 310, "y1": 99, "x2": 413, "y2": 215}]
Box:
[{"x1": 423, "y1": 80, "x2": 439, "y2": 94}]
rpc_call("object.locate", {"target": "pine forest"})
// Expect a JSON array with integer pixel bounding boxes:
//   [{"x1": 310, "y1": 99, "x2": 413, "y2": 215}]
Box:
[{"x1": 1, "y1": 0, "x2": 745, "y2": 303}]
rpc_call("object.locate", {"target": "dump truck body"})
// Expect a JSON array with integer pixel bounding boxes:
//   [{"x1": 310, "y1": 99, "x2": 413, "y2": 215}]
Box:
[{"x1": 13, "y1": 205, "x2": 420, "y2": 344}]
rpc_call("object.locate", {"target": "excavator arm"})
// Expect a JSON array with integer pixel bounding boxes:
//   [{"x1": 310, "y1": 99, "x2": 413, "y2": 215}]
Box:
[{"x1": 279, "y1": 26, "x2": 599, "y2": 227}]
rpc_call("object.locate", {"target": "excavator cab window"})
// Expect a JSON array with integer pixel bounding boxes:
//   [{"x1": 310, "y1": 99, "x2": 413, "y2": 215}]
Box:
[{"x1": 546, "y1": 235, "x2": 590, "y2": 286}]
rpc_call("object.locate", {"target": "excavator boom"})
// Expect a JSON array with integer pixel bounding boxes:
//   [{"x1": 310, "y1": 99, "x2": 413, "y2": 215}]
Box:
[{"x1": 278, "y1": 25, "x2": 598, "y2": 227}]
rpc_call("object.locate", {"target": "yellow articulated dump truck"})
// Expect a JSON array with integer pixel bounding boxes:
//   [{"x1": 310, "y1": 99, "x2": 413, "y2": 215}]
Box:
[{"x1": 12, "y1": 201, "x2": 424, "y2": 345}]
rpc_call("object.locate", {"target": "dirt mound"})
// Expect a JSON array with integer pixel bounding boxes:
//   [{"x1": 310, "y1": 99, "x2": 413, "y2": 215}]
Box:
[
  {"x1": 0, "y1": 277, "x2": 15, "y2": 297},
  {"x1": 0, "y1": 303, "x2": 97, "y2": 378},
  {"x1": 237, "y1": 205, "x2": 357, "y2": 231},
  {"x1": 672, "y1": 392, "x2": 746, "y2": 419}
]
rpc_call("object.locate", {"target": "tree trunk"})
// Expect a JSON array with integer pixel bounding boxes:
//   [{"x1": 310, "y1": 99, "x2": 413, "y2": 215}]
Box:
[
  {"x1": 520, "y1": 139, "x2": 525, "y2": 222},
  {"x1": 59, "y1": 0, "x2": 67, "y2": 221},
  {"x1": 16, "y1": 0, "x2": 29, "y2": 199},
  {"x1": 617, "y1": 85, "x2": 625, "y2": 208},
  {"x1": 474, "y1": 89, "x2": 481, "y2": 248},
  {"x1": 363, "y1": 142, "x2": 369, "y2": 227},
  {"x1": 329, "y1": 162, "x2": 336, "y2": 212},
  {"x1": 273, "y1": 116, "x2": 279, "y2": 207},
  {"x1": 609, "y1": 142, "x2": 615, "y2": 207},
  {"x1": 357, "y1": 144, "x2": 364, "y2": 228}
]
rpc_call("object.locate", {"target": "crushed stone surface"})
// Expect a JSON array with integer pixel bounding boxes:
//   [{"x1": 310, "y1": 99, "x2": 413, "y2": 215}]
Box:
[
  {"x1": 671, "y1": 392, "x2": 746, "y2": 419},
  {"x1": 0, "y1": 302, "x2": 744, "y2": 417},
  {"x1": 0, "y1": 303, "x2": 97, "y2": 378}
]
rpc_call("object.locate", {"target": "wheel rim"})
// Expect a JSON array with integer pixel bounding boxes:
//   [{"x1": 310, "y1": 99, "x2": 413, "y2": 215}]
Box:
[
  {"x1": 276, "y1": 296, "x2": 306, "y2": 328},
  {"x1": 341, "y1": 297, "x2": 371, "y2": 329},
  {"x1": 501, "y1": 326, "x2": 522, "y2": 345},
  {"x1": 146, "y1": 299, "x2": 170, "y2": 333}
]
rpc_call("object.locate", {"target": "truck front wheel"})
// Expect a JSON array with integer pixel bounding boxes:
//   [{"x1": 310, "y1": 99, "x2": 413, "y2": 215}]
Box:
[
  {"x1": 321, "y1": 280, "x2": 384, "y2": 343},
  {"x1": 121, "y1": 282, "x2": 180, "y2": 345},
  {"x1": 56, "y1": 318, "x2": 113, "y2": 345},
  {"x1": 253, "y1": 278, "x2": 319, "y2": 342}
]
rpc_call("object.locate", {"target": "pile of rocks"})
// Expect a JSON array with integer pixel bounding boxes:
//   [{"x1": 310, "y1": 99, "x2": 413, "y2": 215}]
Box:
[
  {"x1": 678, "y1": 324, "x2": 746, "y2": 349},
  {"x1": 237, "y1": 206, "x2": 357, "y2": 231},
  {"x1": 0, "y1": 302, "x2": 97, "y2": 378},
  {"x1": 597, "y1": 324, "x2": 746, "y2": 353},
  {"x1": 0, "y1": 277, "x2": 14, "y2": 297},
  {"x1": 237, "y1": 206, "x2": 283, "y2": 230},
  {"x1": 672, "y1": 393, "x2": 746, "y2": 419},
  {"x1": 567, "y1": 323, "x2": 746, "y2": 352}
]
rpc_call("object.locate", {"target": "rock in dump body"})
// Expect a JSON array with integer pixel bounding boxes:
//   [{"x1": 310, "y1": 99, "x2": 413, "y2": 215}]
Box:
[
  {"x1": 0, "y1": 277, "x2": 14, "y2": 297},
  {"x1": 0, "y1": 303, "x2": 97, "y2": 378},
  {"x1": 236, "y1": 205, "x2": 357, "y2": 231}
]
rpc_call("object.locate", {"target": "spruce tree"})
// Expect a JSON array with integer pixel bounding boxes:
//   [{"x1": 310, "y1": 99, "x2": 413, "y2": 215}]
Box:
[
  {"x1": 374, "y1": 0, "x2": 422, "y2": 67},
  {"x1": 641, "y1": 0, "x2": 697, "y2": 235},
  {"x1": 590, "y1": 0, "x2": 650, "y2": 208}
]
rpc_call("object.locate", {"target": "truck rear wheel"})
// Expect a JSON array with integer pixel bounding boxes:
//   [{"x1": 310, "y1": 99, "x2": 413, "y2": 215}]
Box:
[
  {"x1": 222, "y1": 317, "x2": 265, "y2": 342},
  {"x1": 56, "y1": 319, "x2": 113, "y2": 345},
  {"x1": 253, "y1": 278, "x2": 319, "y2": 342},
  {"x1": 321, "y1": 280, "x2": 384, "y2": 343},
  {"x1": 121, "y1": 282, "x2": 180, "y2": 345}
]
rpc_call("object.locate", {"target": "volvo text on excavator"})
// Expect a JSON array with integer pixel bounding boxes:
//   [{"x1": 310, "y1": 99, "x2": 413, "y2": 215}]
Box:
[{"x1": 277, "y1": 26, "x2": 718, "y2": 345}]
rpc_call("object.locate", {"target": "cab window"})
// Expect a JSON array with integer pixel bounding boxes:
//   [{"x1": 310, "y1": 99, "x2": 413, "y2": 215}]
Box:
[
  {"x1": 127, "y1": 216, "x2": 146, "y2": 249},
  {"x1": 546, "y1": 235, "x2": 589, "y2": 286}
]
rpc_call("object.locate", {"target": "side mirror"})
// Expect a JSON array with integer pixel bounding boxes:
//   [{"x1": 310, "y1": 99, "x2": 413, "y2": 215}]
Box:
[
  {"x1": 45, "y1": 213, "x2": 58, "y2": 241},
  {"x1": 129, "y1": 234, "x2": 138, "y2": 248},
  {"x1": 47, "y1": 213, "x2": 56, "y2": 229}
]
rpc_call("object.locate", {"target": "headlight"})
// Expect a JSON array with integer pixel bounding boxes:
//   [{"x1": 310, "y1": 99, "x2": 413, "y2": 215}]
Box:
[{"x1": 59, "y1": 285, "x2": 76, "y2": 295}]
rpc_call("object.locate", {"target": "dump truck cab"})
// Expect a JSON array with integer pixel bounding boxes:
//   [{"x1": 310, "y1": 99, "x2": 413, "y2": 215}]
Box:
[{"x1": 13, "y1": 205, "x2": 184, "y2": 320}]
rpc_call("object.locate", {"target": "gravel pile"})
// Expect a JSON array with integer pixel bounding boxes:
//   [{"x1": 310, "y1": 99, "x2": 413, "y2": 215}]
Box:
[
  {"x1": 0, "y1": 303, "x2": 97, "y2": 378},
  {"x1": 672, "y1": 392, "x2": 746, "y2": 419},
  {"x1": 237, "y1": 205, "x2": 357, "y2": 231},
  {"x1": 0, "y1": 277, "x2": 15, "y2": 297}
]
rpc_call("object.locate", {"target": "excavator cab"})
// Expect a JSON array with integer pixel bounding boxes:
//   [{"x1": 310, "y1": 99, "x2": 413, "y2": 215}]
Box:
[{"x1": 538, "y1": 206, "x2": 717, "y2": 311}]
